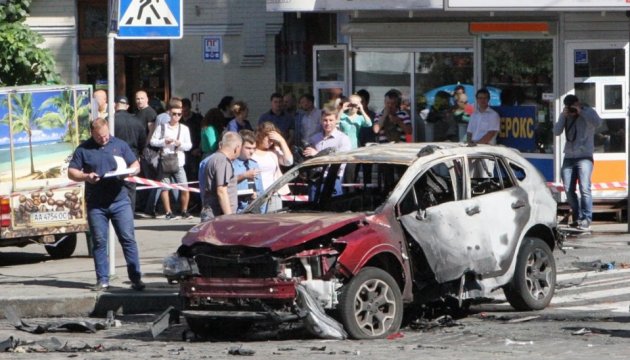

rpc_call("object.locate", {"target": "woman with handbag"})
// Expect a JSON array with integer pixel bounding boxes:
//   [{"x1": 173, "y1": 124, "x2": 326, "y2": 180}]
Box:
[{"x1": 149, "y1": 98, "x2": 193, "y2": 220}]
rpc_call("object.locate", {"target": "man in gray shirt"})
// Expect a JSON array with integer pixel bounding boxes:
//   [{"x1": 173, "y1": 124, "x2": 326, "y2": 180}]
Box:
[
  {"x1": 553, "y1": 94, "x2": 603, "y2": 231},
  {"x1": 199, "y1": 132, "x2": 243, "y2": 222}
]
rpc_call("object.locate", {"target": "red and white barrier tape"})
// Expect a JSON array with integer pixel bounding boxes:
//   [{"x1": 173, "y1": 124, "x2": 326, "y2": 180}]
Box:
[
  {"x1": 124, "y1": 176, "x2": 200, "y2": 193},
  {"x1": 547, "y1": 181, "x2": 628, "y2": 193}
]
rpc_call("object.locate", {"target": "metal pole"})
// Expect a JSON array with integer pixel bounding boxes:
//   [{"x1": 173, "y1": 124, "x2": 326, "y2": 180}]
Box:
[{"x1": 107, "y1": 1, "x2": 117, "y2": 277}]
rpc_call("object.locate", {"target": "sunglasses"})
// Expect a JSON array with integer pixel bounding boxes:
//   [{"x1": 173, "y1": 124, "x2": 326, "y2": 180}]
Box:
[{"x1": 171, "y1": 112, "x2": 183, "y2": 116}]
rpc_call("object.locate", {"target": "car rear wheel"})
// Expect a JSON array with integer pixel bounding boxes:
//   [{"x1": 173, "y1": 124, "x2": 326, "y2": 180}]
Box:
[
  {"x1": 45, "y1": 234, "x2": 77, "y2": 259},
  {"x1": 338, "y1": 267, "x2": 403, "y2": 339},
  {"x1": 504, "y1": 237, "x2": 556, "y2": 311}
]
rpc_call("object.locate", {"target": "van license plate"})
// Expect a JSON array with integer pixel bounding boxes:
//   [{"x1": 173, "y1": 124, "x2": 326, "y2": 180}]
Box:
[{"x1": 30, "y1": 211, "x2": 70, "y2": 223}]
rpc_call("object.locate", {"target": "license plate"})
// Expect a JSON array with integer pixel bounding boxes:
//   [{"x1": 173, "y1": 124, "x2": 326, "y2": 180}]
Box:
[{"x1": 30, "y1": 211, "x2": 70, "y2": 223}]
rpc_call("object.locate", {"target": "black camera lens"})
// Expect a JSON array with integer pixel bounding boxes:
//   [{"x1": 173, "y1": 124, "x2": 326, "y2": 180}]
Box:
[{"x1": 568, "y1": 107, "x2": 578, "y2": 114}]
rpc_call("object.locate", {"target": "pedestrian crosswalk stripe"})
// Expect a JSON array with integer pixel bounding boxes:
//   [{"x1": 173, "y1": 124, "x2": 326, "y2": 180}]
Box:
[{"x1": 556, "y1": 267, "x2": 630, "y2": 282}]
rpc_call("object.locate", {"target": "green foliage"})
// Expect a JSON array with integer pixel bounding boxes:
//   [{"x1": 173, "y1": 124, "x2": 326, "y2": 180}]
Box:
[{"x1": 0, "y1": 0, "x2": 60, "y2": 86}]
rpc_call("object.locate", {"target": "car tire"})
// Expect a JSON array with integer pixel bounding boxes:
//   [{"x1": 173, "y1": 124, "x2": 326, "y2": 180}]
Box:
[
  {"x1": 45, "y1": 234, "x2": 77, "y2": 259},
  {"x1": 504, "y1": 237, "x2": 556, "y2": 311},
  {"x1": 338, "y1": 267, "x2": 403, "y2": 339}
]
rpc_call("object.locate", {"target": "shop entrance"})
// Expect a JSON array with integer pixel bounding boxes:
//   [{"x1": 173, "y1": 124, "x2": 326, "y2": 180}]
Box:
[{"x1": 564, "y1": 41, "x2": 628, "y2": 197}]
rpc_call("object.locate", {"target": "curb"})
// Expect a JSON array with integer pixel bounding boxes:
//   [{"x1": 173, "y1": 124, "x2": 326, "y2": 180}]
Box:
[{"x1": 0, "y1": 290, "x2": 180, "y2": 319}]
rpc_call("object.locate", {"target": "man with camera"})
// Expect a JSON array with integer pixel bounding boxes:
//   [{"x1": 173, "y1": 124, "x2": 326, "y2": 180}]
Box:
[{"x1": 553, "y1": 94, "x2": 603, "y2": 231}]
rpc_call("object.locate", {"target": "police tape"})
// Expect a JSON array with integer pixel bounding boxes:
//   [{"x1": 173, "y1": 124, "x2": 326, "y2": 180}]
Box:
[
  {"x1": 547, "y1": 181, "x2": 628, "y2": 193},
  {"x1": 124, "y1": 176, "x2": 200, "y2": 193}
]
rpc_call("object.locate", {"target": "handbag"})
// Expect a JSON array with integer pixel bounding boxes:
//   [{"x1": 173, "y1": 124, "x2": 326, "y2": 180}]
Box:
[
  {"x1": 158, "y1": 124, "x2": 181, "y2": 175},
  {"x1": 159, "y1": 153, "x2": 179, "y2": 174}
]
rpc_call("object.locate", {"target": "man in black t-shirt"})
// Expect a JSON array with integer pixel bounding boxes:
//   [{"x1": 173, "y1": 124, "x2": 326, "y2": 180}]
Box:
[{"x1": 134, "y1": 90, "x2": 157, "y2": 134}]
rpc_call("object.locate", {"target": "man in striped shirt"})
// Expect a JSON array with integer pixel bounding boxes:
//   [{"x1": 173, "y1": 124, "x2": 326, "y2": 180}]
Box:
[{"x1": 372, "y1": 89, "x2": 412, "y2": 143}]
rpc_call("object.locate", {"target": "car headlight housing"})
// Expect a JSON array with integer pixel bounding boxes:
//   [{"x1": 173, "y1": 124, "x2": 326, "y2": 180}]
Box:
[{"x1": 162, "y1": 253, "x2": 195, "y2": 278}]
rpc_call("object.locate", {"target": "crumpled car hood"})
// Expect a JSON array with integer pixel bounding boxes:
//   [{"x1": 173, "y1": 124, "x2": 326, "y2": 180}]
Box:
[{"x1": 182, "y1": 213, "x2": 366, "y2": 251}]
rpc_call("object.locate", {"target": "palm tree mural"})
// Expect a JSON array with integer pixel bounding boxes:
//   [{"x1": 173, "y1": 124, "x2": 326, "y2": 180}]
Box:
[
  {"x1": 0, "y1": 93, "x2": 63, "y2": 175},
  {"x1": 44, "y1": 90, "x2": 91, "y2": 144}
]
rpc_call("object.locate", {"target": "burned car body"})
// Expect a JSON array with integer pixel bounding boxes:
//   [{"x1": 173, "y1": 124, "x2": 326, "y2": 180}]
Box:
[{"x1": 164, "y1": 143, "x2": 557, "y2": 339}]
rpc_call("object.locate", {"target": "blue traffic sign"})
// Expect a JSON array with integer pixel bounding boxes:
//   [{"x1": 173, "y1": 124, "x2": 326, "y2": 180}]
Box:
[{"x1": 117, "y1": 0, "x2": 183, "y2": 39}]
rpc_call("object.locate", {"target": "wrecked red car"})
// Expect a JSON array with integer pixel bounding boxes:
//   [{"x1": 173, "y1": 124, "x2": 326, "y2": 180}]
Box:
[{"x1": 163, "y1": 143, "x2": 558, "y2": 339}]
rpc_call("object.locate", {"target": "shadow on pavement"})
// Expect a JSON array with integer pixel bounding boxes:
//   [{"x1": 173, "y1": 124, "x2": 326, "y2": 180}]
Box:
[
  {"x1": 0, "y1": 252, "x2": 50, "y2": 266},
  {"x1": 1, "y1": 279, "x2": 92, "y2": 290}
]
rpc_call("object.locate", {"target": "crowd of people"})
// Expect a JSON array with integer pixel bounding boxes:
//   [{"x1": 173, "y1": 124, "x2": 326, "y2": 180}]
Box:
[
  {"x1": 84, "y1": 86, "x2": 510, "y2": 223},
  {"x1": 69, "y1": 86, "x2": 600, "y2": 291}
]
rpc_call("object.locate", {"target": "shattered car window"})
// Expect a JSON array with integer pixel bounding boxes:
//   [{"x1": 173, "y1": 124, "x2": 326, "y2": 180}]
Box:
[{"x1": 248, "y1": 162, "x2": 408, "y2": 213}]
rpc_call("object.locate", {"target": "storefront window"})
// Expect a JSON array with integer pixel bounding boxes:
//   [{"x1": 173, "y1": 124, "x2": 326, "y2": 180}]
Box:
[
  {"x1": 353, "y1": 52, "x2": 412, "y2": 116},
  {"x1": 574, "y1": 49, "x2": 625, "y2": 78},
  {"x1": 482, "y1": 38, "x2": 554, "y2": 154},
  {"x1": 414, "y1": 51, "x2": 474, "y2": 142}
]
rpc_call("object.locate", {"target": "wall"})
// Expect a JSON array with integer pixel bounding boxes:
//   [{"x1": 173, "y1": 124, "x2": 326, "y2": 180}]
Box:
[
  {"x1": 170, "y1": 0, "x2": 283, "y2": 122},
  {"x1": 26, "y1": 0, "x2": 78, "y2": 84}
]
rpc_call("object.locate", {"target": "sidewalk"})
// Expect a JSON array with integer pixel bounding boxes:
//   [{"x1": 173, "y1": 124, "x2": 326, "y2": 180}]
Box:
[
  {"x1": 0, "y1": 218, "x2": 196, "y2": 319},
  {"x1": 0, "y1": 219, "x2": 628, "y2": 319}
]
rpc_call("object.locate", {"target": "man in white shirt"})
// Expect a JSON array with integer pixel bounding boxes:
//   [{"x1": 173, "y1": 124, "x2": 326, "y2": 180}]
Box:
[
  {"x1": 467, "y1": 88, "x2": 500, "y2": 145},
  {"x1": 149, "y1": 98, "x2": 193, "y2": 220},
  {"x1": 304, "y1": 106, "x2": 351, "y2": 197}
]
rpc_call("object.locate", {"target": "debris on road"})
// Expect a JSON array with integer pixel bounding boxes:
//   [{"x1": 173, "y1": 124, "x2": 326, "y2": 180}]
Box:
[
  {"x1": 409, "y1": 314, "x2": 461, "y2": 331},
  {"x1": 0, "y1": 336, "x2": 129, "y2": 353},
  {"x1": 3, "y1": 306, "x2": 117, "y2": 334},
  {"x1": 504, "y1": 338, "x2": 534, "y2": 345},
  {"x1": 227, "y1": 345, "x2": 255, "y2": 356},
  {"x1": 507, "y1": 315, "x2": 540, "y2": 323},
  {"x1": 571, "y1": 328, "x2": 592, "y2": 336},
  {"x1": 150, "y1": 306, "x2": 180, "y2": 339},
  {"x1": 571, "y1": 260, "x2": 615, "y2": 271}
]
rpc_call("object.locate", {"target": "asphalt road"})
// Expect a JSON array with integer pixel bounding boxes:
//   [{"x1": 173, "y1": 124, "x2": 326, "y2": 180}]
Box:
[{"x1": 0, "y1": 219, "x2": 629, "y2": 359}]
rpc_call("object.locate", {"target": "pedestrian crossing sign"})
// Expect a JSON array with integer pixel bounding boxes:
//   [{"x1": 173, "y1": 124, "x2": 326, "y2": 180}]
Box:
[{"x1": 117, "y1": 0, "x2": 183, "y2": 39}]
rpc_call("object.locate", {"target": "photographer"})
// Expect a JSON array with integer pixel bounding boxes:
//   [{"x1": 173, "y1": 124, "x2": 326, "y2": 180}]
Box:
[{"x1": 553, "y1": 94, "x2": 603, "y2": 231}]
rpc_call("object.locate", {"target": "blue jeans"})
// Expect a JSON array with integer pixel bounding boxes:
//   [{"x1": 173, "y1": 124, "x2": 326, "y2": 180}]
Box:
[
  {"x1": 88, "y1": 197, "x2": 142, "y2": 284},
  {"x1": 560, "y1": 157, "x2": 594, "y2": 223}
]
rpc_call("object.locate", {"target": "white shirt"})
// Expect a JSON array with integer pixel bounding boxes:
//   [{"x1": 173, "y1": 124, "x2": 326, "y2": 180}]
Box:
[
  {"x1": 149, "y1": 122, "x2": 192, "y2": 166},
  {"x1": 467, "y1": 107, "x2": 500, "y2": 144}
]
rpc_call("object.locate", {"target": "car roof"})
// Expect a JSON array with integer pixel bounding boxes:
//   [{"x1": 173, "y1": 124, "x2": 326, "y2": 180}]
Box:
[{"x1": 302, "y1": 142, "x2": 525, "y2": 166}]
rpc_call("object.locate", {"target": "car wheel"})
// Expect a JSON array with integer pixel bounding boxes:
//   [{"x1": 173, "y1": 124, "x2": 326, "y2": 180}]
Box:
[
  {"x1": 45, "y1": 234, "x2": 77, "y2": 259},
  {"x1": 504, "y1": 237, "x2": 556, "y2": 311},
  {"x1": 185, "y1": 317, "x2": 252, "y2": 340},
  {"x1": 338, "y1": 267, "x2": 403, "y2": 339}
]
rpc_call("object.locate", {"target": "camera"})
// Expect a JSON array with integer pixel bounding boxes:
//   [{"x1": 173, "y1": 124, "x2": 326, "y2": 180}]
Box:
[{"x1": 568, "y1": 107, "x2": 578, "y2": 115}]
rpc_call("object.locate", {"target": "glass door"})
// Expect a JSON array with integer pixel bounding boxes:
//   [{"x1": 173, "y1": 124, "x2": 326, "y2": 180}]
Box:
[
  {"x1": 312, "y1": 44, "x2": 348, "y2": 108},
  {"x1": 565, "y1": 42, "x2": 628, "y2": 190}
]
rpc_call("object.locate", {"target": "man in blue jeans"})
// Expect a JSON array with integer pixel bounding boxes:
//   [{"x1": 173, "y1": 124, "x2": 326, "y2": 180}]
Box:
[
  {"x1": 68, "y1": 118, "x2": 145, "y2": 291},
  {"x1": 553, "y1": 94, "x2": 603, "y2": 231}
]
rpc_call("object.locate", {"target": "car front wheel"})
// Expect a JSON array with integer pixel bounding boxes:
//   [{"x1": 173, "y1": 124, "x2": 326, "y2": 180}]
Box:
[
  {"x1": 338, "y1": 267, "x2": 403, "y2": 339},
  {"x1": 504, "y1": 237, "x2": 556, "y2": 311}
]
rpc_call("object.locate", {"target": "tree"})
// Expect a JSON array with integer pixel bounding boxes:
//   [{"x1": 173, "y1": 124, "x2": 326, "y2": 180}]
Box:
[
  {"x1": 44, "y1": 90, "x2": 91, "y2": 144},
  {"x1": 0, "y1": 0, "x2": 60, "y2": 86}
]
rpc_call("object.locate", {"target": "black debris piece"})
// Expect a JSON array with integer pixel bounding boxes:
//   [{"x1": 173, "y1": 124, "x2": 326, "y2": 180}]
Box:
[
  {"x1": 151, "y1": 306, "x2": 180, "y2": 339},
  {"x1": 3, "y1": 306, "x2": 117, "y2": 334}
]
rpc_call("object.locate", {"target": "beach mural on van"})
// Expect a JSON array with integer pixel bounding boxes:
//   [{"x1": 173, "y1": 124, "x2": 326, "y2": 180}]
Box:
[
  {"x1": 0, "y1": 88, "x2": 90, "y2": 184},
  {"x1": 0, "y1": 86, "x2": 91, "y2": 234}
]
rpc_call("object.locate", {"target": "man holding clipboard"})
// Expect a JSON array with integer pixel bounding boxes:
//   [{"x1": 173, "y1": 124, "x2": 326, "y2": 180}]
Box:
[{"x1": 68, "y1": 118, "x2": 145, "y2": 292}]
